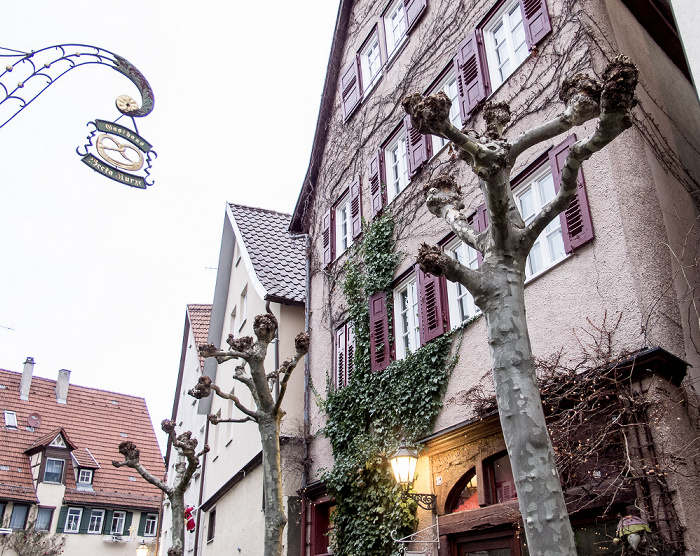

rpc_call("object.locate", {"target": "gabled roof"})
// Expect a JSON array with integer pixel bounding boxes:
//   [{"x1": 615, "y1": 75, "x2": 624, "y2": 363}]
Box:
[
  {"x1": 230, "y1": 203, "x2": 306, "y2": 305},
  {"x1": 188, "y1": 304, "x2": 212, "y2": 371},
  {"x1": 0, "y1": 369, "x2": 163, "y2": 509},
  {"x1": 71, "y1": 447, "x2": 100, "y2": 469},
  {"x1": 24, "y1": 427, "x2": 77, "y2": 454}
]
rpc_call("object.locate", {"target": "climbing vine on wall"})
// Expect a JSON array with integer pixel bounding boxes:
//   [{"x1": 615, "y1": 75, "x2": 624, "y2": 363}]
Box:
[{"x1": 319, "y1": 213, "x2": 468, "y2": 556}]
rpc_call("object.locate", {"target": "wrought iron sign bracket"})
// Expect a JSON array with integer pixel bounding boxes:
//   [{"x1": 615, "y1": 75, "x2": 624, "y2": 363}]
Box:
[{"x1": 391, "y1": 515, "x2": 440, "y2": 556}]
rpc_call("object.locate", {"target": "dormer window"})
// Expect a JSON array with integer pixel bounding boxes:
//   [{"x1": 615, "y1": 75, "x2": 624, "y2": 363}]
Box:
[
  {"x1": 78, "y1": 468, "x2": 93, "y2": 485},
  {"x1": 43, "y1": 458, "x2": 65, "y2": 483}
]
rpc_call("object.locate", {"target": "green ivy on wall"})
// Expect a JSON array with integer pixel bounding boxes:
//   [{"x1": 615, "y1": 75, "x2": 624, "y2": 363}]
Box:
[{"x1": 319, "y1": 213, "x2": 467, "y2": 556}]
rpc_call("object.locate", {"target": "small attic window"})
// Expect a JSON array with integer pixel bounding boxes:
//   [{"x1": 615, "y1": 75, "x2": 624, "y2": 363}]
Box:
[
  {"x1": 4, "y1": 411, "x2": 17, "y2": 428},
  {"x1": 120, "y1": 432, "x2": 128, "y2": 438},
  {"x1": 129, "y1": 476, "x2": 137, "y2": 481},
  {"x1": 111, "y1": 400, "x2": 119, "y2": 405},
  {"x1": 78, "y1": 468, "x2": 94, "y2": 485},
  {"x1": 49, "y1": 435, "x2": 66, "y2": 448}
]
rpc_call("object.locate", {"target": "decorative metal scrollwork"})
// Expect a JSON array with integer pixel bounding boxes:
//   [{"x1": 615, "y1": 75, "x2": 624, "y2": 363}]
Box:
[
  {"x1": 407, "y1": 492, "x2": 437, "y2": 511},
  {"x1": 0, "y1": 44, "x2": 154, "y2": 130},
  {"x1": 391, "y1": 515, "x2": 440, "y2": 556}
]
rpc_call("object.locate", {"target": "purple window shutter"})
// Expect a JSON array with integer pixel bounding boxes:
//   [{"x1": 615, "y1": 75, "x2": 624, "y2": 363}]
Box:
[
  {"x1": 322, "y1": 210, "x2": 334, "y2": 266},
  {"x1": 521, "y1": 0, "x2": 552, "y2": 47},
  {"x1": 417, "y1": 265, "x2": 449, "y2": 345},
  {"x1": 403, "y1": 0, "x2": 427, "y2": 33},
  {"x1": 453, "y1": 30, "x2": 489, "y2": 124},
  {"x1": 404, "y1": 114, "x2": 431, "y2": 177},
  {"x1": 368, "y1": 150, "x2": 385, "y2": 219},
  {"x1": 346, "y1": 324, "x2": 356, "y2": 382},
  {"x1": 340, "y1": 59, "x2": 361, "y2": 121},
  {"x1": 335, "y1": 326, "x2": 346, "y2": 387},
  {"x1": 350, "y1": 177, "x2": 362, "y2": 238},
  {"x1": 468, "y1": 203, "x2": 489, "y2": 266},
  {"x1": 369, "y1": 292, "x2": 391, "y2": 372},
  {"x1": 548, "y1": 134, "x2": 594, "y2": 253}
]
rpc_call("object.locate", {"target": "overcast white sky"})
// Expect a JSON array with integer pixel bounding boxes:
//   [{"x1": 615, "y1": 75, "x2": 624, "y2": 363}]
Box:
[{"x1": 0, "y1": 1, "x2": 339, "y2": 452}]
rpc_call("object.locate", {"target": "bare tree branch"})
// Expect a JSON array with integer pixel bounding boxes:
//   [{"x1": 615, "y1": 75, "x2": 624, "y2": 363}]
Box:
[
  {"x1": 112, "y1": 440, "x2": 172, "y2": 495},
  {"x1": 274, "y1": 332, "x2": 310, "y2": 414}
]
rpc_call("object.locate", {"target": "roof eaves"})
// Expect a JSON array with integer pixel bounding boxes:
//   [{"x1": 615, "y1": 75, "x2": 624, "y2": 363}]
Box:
[
  {"x1": 227, "y1": 203, "x2": 268, "y2": 302},
  {"x1": 290, "y1": 0, "x2": 354, "y2": 233}
]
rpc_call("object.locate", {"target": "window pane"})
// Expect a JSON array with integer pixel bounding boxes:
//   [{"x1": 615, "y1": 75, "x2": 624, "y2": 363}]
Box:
[
  {"x1": 88, "y1": 510, "x2": 104, "y2": 533},
  {"x1": 527, "y1": 243, "x2": 543, "y2": 275},
  {"x1": 539, "y1": 173, "x2": 555, "y2": 204},
  {"x1": 461, "y1": 549, "x2": 510, "y2": 556},
  {"x1": 547, "y1": 231, "x2": 565, "y2": 262},
  {"x1": 36, "y1": 508, "x2": 53, "y2": 531},
  {"x1": 66, "y1": 508, "x2": 81, "y2": 533},
  {"x1": 493, "y1": 454, "x2": 517, "y2": 502},
  {"x1": 518, "y1": 188, "x2": 535, "y2": 221},
  {"x1": 10, "y1": 505, "x2": 28, "y2": 529},
  {"x1": 452, "y1": 472, "x2": 479, "y2": 513},
  {"x1": 111, "y1": 511, "x2": 125, "y2": 534},
  {"x1": 44, "y1": 459, "x2": 64, "y2": 483}
]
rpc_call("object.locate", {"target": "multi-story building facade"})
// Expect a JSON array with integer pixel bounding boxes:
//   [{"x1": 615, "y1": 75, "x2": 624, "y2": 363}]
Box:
[
  {"x1": 159, "y1": 304, "x2": 211, "y2": 555},
  {"x1": 0, "y1": 358, "x2": 163, "y2": 555},
  {"x1": 168, "y1": 203, "x2": 306, "y2": 556},
  {"x1": 290, "y1": 0, "x2": 700, "y2": 554}
]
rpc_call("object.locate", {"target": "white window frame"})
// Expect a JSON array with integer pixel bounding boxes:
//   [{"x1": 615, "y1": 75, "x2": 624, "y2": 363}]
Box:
[
  {"x1": 445, "y1": 239, "x2": 481, "y2": 327},
  {"x1": 431, "y1": 71, "x2": 461, "y2": 154},
  {"x1": 78, "y1": 468, "x2": 93, "y2": 484},
  {"x1": 43, "y1": 458, "x2": 64, "y2": 483},
  {"x1": 384, "y1": 0, "x2": 407, "y2": 58},
  {"x1": 483, "y1": 0, "x2": 529, "y2": 90},
  {"x1": 88, "y1": 509, "x2": 105, "y2": 534},
  {"x1": 238, "y1": 287, "x2": 248, "y2": 331},
  {"x1": 334, "y1": 193, "x2": 353, "y2": 256},
  {"x1": 359, "y1": 32, "x2": 382, "y2": 93},
  {"x1": 394, "y1": 276, "x2": 419, "y2": 360},
  {"x1": 385, "y1": 132, "x2": 409, "y2": 203},
  {"x1": 4, "y1": 411, "x2": 17, "y2": 428},
  {"x1": 513, "y1": 168, "x2": 567, "y2": 279},
  {"x1": 144, "y1": 513, "x2": 158, "y2": 537},
  {"x1": 65, "y1": 507, "x2": 82, "y2": 533},
  {"x1": 111, "y1": 510, "x2": 126, "y2": 535}
]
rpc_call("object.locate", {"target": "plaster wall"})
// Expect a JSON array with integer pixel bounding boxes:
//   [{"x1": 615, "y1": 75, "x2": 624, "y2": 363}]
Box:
[{"x1": 668, "y1": 0, "x2": 700, "y2": 92}]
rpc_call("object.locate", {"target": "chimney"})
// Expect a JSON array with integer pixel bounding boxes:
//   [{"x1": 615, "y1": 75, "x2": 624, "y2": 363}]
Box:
[
  {"x1": 55, "y1": 369, "x2": 71, "y2": 404},
  {"x1": 19, "y1": 357, "x2": 35, "y2": 401}
]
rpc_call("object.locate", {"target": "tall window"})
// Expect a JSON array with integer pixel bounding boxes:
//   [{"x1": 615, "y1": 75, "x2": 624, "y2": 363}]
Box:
[
  {"x1": 335, "y1": 194, "x2": 353, "y2": 256},
  {"x1": 446, "y1": 241, "x2": 480, "y2": 326},
  {"x1": 207, "y1": 508, "x2": 216, "y2": 542},
  {"x1": 239, "y1": 287, "x2": 248, "y2": 331},
  {"x1": 484, "y1": 0, "x2": 528, "y2": 89},
  {"x1": 64, "y1": 508, "x2": 82, "y2": 533},
  {"x1": 35, "y1": 508, "x2": 53, "y2": 532},
  {"x1": 111, "y1": 510, "x2": 126, "y2": 535},
  {"x1": 43, "y1": 458, "x2": 64, "y2": 483},
  {"x1": 144, "y1": 514, "x2": 158, "y2": 536},
  {"x1": 359, "y1": 32, "x2": 382, "y2": 92},
  {"x1": 514, "y1": 170, "x2": 565, "y2": 278},
  {"x1": 384, "y1": 0, "x2": 407, "y2": 57},
  {"x1": 9, "y1": 504, "x2": 28, "y2": 530},
  {"x1": 394, "y1": 277, "x2": 419, "y2": 360},
  {"x1": 385, "y1": 133, "x2": 409, "y2": 203},
  {"x1": 88, "y1": 509, "x2": 105, "y2": 534},
  {"x1": 431, "y1": 72, "x2": 461, "y2": 153}
]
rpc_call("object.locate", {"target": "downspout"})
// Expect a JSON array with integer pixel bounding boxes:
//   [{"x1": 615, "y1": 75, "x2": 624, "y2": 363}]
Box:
[
  {"x1": 301, "y1": 235, "x2": 311, "y2": 556},
  {"x1": 155, "y1": 472, "x2": 167, "y2": 556}
]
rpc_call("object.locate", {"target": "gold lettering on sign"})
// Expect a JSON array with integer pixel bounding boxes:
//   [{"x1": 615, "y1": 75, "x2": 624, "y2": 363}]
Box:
[{"x1": 96, "y1": 134, "x2": 144, "y2": 171}]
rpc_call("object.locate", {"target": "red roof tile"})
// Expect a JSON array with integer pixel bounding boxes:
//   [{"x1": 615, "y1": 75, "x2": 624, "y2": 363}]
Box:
[
  {"x1": 187, "y1": 304, "x2": 212, "y2": 371},
  {"x1": 0, "y1": 369, "x2": 164, "y2": 510}
]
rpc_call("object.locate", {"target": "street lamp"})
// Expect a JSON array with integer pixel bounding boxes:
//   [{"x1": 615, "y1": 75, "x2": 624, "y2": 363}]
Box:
[
  {"x1": 389, "y1": 444, "x2": 436, "y2": 511},
  {"x1": 136, "y1": 540, "x2": 150, "y2": 556}
]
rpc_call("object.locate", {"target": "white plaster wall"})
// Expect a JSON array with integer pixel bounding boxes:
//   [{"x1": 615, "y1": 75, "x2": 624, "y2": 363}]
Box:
[{"x1": 668, "y1": 0, "x2": 700, "y2": 93}]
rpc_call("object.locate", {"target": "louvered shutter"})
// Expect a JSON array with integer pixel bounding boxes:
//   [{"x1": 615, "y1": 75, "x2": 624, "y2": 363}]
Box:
[
  {"x1": 335, "y1": 326, "x2": 347, "y2": 388},
  {"x1": 322, "y1": 210, "x2": 334, "y2": 266},
  {"x1": 404, "y1": 114, "x2": 431, "y2": 176},
  {"x1": 548, "y1": 135, "x2": 594, "y2": 253},
  {"x1": 368, "y1": 150, "x2": 386, "y2": 219},
  {"x1": 79, "y1": 508, "x2": 91, "y2": 534},
  {"x1": 417, "y1": 266, "x2": 449, "y2": 345},
  {"x1": 56, "y1": 506, "x2": 68, "y2": 533},
  {"x1": 104, "y1": 510, "x2": 113, "y2": 534},
  {"x1": 521, "y1": 0, "x2": 552, "y2": 47},
  {"x1": 453, "y1": 30, "x2": 489, "y2": 123},
  {"x1": 469, "y1": 203, "x2": 489, "y2": 265},
  {"x1": 350, "y1": 177, "x2": 362, "y2": 238},
  {"x1": 369, "y1": 292, "x2": 391, "y2": 372},
  {"x1": 137, "y1": 512, "x2": 147, "y2": 536},
  {"x1": 340, "y1": 59, "x2": 361, "y2": 121},
  {"x1": 403, "y1": 0, "x2": 427, "y2": 33},
  {"x1": 347, "y1": 324, "x2": 356, "y2": 382},
  {"x1": 124, "y1": 512, "x2": 133, "y2": 535}
]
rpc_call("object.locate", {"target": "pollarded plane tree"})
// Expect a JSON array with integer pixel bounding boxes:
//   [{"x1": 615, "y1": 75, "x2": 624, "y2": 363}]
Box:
[
  {"x1": 190, "y1": 312, "x2": 310, "y2": 556},
  {"x1": 112, "y1": 420, "x2": 209, "y2": 556},
  {"x1": 402, "y1": 56, "x2": 638, "y2": 556}
]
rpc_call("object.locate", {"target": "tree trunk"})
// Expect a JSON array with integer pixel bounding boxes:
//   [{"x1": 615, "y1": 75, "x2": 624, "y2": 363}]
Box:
[
  {"x1": 481, "y1": 264, "x2": 576, "y2": 555},
  {"x1": 169, "y1": 490, "x2": 185, "y2": 556},
  {"x1": 260, "y1": 415, "x2": 287, "y2": 556}
]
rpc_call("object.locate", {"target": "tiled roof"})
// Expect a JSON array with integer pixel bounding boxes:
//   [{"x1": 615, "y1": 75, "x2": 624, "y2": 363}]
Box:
[
  {"x1": 24, "y1": 427, "x2": 76, "y2": 453},
  {"x1": 71, "y1": 448, "x2": 100, "y2": 469},
  {"x1": 0, "y1": 369, "x2": 163, "y2": 510},
  {"x1": 230, "y1": 204, "x2": 306, "y2": 305},
  {"x1": 187, "y1": 304, "x2": 212, "y2": 371}
]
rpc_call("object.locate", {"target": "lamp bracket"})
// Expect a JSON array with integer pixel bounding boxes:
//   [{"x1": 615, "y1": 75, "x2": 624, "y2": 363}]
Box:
[
  {"x1": 405, "y1": 491, "x2": 437, "y2": 511},
  {"x1": 391, "y1": 515, "x2": 439, "y2": 556}
]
